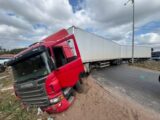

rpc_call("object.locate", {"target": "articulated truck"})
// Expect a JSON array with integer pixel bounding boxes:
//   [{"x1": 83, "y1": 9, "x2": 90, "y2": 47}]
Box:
[{"x1": 8, "y1": 26, "x2": 151, "y2": 113}]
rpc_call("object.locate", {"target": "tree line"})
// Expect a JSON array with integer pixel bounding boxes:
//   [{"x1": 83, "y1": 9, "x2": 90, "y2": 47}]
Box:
[{"x1": 0, "y1": 46, "x2": 26, "y2": 55}]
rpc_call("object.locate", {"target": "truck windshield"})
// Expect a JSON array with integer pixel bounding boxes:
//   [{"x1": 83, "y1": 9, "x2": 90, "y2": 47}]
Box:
[{"x1": 12, "y1": 52, "x2": 51, "y2": 82}]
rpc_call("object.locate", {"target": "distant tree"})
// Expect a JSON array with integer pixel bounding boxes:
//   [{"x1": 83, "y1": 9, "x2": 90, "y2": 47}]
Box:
[
  {"x1": 9, "y1": 48, "x2": 26, "y2": 54},
  {"x1": 0, "y1": 47, "x2": 26, "y2": 55}
]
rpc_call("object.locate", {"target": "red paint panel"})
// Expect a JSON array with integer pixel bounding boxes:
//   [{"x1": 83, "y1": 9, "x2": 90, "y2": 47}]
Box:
[
  {"x1": 53, "y1": 35, "x2": 84, "y2": 88},
  {"x1": 43, "y1": 29, "x2": 69, "y2": 42},
  {"x1": 54, "y1": 58, "x2": 84, "y2": 88}
]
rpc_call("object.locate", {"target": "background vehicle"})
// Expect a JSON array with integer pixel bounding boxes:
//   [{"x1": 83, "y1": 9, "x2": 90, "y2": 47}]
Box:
[
  {"x1": 152, "y1": 51, "x2": 160, "y2": 61},
  {"x1": 0, "y1": 56, "x2": 13, "y2": 72}
]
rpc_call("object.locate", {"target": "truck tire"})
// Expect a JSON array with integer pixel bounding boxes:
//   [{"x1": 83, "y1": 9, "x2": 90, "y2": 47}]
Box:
[
  {"x1": 71, "y1": 89, "x2": 76, "y2": 96},
  {"x1": 117, "y1": 59, "x2": 122, "y2": 65},
  {"x1": 74, "y1": 81, "x2": 83, "y2": 93}
]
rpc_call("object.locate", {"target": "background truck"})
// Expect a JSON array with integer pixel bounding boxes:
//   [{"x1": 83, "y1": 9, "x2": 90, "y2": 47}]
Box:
[
  {"x1": 8, "y1": 26, "x2": 151, "y2": 113},
  {"x1": 152, "y1": 51, "x2": 160, "y2": 61},
  {"x1": 0, "y1": 55, "x2": 13, "y2": 72}
]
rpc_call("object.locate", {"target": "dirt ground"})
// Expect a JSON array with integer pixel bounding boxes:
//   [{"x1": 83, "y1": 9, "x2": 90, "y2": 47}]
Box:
[
  {"x1": 52, "y1": 77, "x2": 160, "y2": 120},
  {"x1": 0, "y1": 70, "x2": 160, "y2": 120}
]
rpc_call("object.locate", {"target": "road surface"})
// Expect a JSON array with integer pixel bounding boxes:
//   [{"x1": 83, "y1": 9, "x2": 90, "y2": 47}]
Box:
[{"x1": 92, "y1": 64, "x2": 160, "y2": 112}]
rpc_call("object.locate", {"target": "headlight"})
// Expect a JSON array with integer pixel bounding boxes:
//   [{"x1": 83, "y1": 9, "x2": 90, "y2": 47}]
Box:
[{"x1": 50, "y1": 97, "x2": 60, "y2": 104}]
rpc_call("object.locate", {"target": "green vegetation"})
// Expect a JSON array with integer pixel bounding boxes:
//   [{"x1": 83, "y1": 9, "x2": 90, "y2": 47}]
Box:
[
  {"x1": 0, "y1": 91, "x2": 38, "y2": 120},
  {"x1": 0, "y1": 46, "x2": 26, "y2": 55},
  {"x1": 0, "y1": 71, "x2": 12, "y2": 87},
  {"x1": 132, "y1": 60, "x2": 160, "y2": 71},
  {"x1": 0, "y1": 71, "x2": 49, "y2": 120}
]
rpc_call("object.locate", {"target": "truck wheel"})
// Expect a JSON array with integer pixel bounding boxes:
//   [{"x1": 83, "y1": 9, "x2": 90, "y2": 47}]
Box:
[
  {"x1": 74, "y1": 81, "x2": 83, "y2": 93},
  {"x1": 71, "y1": 89, "x2": 76, "y2": 96},
  {"x1": 118, "y1": 59, "x2": 122, "y2": 65}
]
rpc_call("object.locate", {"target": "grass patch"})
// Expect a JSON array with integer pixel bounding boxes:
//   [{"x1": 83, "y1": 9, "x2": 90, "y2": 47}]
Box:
[
  {"x1": 0, "y1": 76, "x2": 12, "y2": 87},
  {"x1": 0, "y1": 70, "x2": 13, "y2": 89},
  {"x1": 0, "y1": 91, "x2": 41, "y2": 120},
  {"x1": 0, "y1": 69, "x2": 49, "y2": 120},
  {"x1": 131, "y1": 60, "x2": 160, "y2": 71}
]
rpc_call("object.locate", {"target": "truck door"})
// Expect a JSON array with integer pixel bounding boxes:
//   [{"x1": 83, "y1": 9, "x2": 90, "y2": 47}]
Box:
[{"x1": 52, "y1": 35, "x2": 84, "y2": 88}]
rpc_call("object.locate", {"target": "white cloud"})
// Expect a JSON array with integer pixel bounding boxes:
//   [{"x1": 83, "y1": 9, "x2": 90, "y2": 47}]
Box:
[
  {"x1": 69, "y1": 9, "x2": 93, "y2": 27},
  {"x1": 82, "y1": 0, "x2": 160, "y2": 48},
  {"x1": 0, "y1": 24, "x2": 20, "y2": 35},
  {"x1": 0, "y1": 0, "x2": 160, "y2": 49},
  {"x1": 0, "y1": 0, "x2": 75, "y2": 49},
  {"x1": 137, "y1": 33, "x2": 160, "y2": 45},
  {"x1": 0, "y1": 11, "x2": 32, "y2": 31}
]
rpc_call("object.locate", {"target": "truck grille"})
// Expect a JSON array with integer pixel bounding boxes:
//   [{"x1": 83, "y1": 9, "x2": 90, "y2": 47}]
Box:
[{"x1": 15, "y1": 76, "x2": 50, "y2": 107}]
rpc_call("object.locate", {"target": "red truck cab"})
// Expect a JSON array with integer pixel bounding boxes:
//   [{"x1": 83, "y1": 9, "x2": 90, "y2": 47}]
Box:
[{"x1": 8, "y1": 29, "x2": 85, "y2": 113}]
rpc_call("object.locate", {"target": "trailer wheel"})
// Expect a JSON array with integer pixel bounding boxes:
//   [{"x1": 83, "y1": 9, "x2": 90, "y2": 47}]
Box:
[
  {"x1": 74, "y1": 81, "x2": 83, "y2": 93},
  {"x1": 118, "y1": 59, "x2": 122, "y2": 65},
  {"x1": 128, "y1": 59, "x2": 132, "y2": 64}
]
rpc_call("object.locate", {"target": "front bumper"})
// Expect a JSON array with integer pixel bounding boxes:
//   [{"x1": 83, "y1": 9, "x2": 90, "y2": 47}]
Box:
[{"x1": 44, "y1": 96, "x2": 75, "y2": 113}]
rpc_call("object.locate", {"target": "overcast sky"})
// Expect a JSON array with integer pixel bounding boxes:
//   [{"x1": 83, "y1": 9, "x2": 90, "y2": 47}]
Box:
[{"x1": 0, "y1": 0, "x2": 160, "y2": 50}]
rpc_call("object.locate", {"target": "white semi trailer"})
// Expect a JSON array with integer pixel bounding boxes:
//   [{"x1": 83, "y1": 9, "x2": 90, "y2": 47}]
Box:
[
  {"x1": 121, "y1": 45, "x2": 151, "y2": 61},
  {"x1": 67, "y1": 26, "x2": 151, "y2": 72}
]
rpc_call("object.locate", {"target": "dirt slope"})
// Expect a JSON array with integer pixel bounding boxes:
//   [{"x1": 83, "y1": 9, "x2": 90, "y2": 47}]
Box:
[{"x1": 53, "y1": 77, "x2": 160, "y2": 120}]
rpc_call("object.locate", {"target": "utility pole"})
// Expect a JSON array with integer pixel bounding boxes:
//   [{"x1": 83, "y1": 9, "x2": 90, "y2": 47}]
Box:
[{"x1": 124, "y1": 0, "x2": 135, "y2": 64}]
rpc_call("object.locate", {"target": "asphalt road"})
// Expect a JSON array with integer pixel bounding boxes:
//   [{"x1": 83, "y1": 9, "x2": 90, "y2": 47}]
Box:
[{"x1": 91, "y1": 64, "x2": 160, "y2": 112}]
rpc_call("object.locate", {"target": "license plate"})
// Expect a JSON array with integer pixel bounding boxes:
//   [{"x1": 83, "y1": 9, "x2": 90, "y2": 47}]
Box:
[{"x1": 20, "y1": 82, "x2": 35, "y2": 89}]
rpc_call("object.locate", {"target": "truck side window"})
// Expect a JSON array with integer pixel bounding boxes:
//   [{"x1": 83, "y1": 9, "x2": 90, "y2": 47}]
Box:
[
  {"x1": 52, "y1": 39, "x2": 78, "y2": 68},
  {"x1": 52, "y1": 47, "x2": 67, "y2": 68},
  {"x1": 66, "y1": 39, "x2": 77, "y2": 62}
]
